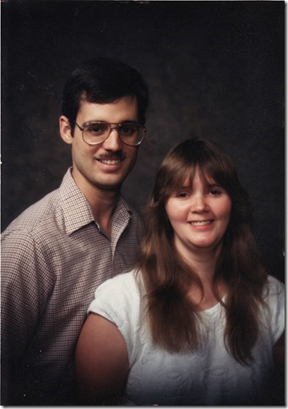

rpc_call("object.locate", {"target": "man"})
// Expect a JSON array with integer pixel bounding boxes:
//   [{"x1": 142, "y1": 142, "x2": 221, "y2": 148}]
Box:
[{"x1": 1, "y1": 57, "x2": 149, "y2": 405}]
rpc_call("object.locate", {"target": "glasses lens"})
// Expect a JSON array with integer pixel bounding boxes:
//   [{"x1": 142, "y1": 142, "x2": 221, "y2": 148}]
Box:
[
  {"x1": 83, "y1": 123, "x2": 109, "y2": 145},
  {"x1": 119, "y1": 124, "x2": 144, "y2": 146},
  {"x1": 82, "y1": 122, "x2": 145, "y2": 146}
]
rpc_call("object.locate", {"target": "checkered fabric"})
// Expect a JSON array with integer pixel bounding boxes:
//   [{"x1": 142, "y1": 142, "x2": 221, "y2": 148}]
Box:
[{"x1": 1, "y1": 168, "x2": 143, "y2": 405}]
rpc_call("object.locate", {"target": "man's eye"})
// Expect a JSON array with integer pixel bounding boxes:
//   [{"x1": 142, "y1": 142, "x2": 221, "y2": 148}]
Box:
[
  {"x1": 120, "y1": 125, "x2": 136, "y2": 135},
  {"x1": 86, "y1": 124, "x2": 106, "y2": 134}
]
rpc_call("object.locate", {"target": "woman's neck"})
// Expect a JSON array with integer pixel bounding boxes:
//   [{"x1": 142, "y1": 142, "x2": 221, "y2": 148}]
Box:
[
  {"x1": 181, "y1": 247, "x2": 227, "y2": 310},
  {"x1": 183, "y1": 246, "x2": 220, "y2": 283}
]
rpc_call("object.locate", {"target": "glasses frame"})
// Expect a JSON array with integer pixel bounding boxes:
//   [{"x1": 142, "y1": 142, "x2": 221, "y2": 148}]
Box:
[{"x1": 74, "y1": 121, "x2": 146, "y2": 146}]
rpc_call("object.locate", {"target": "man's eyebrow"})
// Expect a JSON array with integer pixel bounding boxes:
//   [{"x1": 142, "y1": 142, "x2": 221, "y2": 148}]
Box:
[{"x1": 85, "y1": 120, "x2": 139, "y2": 124}]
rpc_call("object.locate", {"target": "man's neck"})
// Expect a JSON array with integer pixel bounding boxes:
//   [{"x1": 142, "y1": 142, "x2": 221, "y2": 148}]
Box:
[
  {"x1": 90, "y1": 190, "x2": 119, "y2": 238},
  {"x1": 72, "y1": 170, "x2": 121, "y2": 238}
]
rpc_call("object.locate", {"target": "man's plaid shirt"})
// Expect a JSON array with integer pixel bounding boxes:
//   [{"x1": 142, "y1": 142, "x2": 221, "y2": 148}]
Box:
[{"x1": 1, "y1": 168, "x2": 143, "y2": 405}]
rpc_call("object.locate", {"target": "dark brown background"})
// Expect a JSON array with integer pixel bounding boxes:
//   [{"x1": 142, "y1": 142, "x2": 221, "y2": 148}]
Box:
[{"x1": 2, "y1": 1, "x2": 285, "y2": 282}]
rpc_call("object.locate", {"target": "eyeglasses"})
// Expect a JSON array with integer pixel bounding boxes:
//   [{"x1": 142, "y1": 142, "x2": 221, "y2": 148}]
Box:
[{"x1": 75, "y1": 121, "x2": 146, "y2": 146}]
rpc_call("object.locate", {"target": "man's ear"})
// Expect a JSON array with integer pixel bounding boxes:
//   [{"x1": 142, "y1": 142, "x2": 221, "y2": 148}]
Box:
[{"x1": 59, "y1": 116, "x2": 73, "y2": 145}]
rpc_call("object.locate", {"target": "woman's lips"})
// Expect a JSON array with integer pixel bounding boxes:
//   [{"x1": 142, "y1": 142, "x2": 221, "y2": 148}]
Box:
[{"x1": 189, "y1": 220, "x2": 213, "y2": 226}]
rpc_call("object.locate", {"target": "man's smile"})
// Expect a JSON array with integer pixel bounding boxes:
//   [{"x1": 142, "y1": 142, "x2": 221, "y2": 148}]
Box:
[{"x1": 97, "y1": 158, "x2": 122, "y2": 165}]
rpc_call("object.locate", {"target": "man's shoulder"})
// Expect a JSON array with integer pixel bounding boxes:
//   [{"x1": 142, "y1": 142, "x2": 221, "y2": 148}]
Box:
[
  {"x1": 2, "y1": 187, "x2": 63, "y2": 240},
  {"x1": 2, "y1": 168, "x2": 89, "y2": 241}
]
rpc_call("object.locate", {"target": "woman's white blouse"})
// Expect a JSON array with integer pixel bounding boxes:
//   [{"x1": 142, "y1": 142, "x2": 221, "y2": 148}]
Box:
[{"x1": 88, "y1": 271, "x2": 285, "y2": 405}]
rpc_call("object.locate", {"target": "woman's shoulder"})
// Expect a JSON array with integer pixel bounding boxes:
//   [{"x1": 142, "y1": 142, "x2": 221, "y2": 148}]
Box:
[
  {"x1": 88, "y1": 269, "x2": 146, "y2": 359},
  {"x1": 88, "y1": 269, "x2": 144, "y2": 316},
  {"x1": 95, "y1": 269, "x2": 143, "y2": 296},
  {"x1": 261, "y1": 275, "x2": 285, "y2": 344},
  {"x1": 265, "y1": 275, "x2": 285, "y2": 299}
]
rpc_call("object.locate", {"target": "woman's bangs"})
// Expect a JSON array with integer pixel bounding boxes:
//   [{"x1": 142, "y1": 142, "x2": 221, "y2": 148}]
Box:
[
  {"x1": 197, "y1": 162, "x2": 219, "y2": 185},
  {"x1": 167, "y1": 163, "x2": 196, "y2": 196},
  {"x1": 198, "y1": 159, "x2": 232, "y2": 191}
]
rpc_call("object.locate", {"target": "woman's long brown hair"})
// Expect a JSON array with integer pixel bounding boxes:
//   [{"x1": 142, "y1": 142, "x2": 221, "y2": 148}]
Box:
[{"x1": 137, "y1": 138, "x2": 268, "y2": 365}]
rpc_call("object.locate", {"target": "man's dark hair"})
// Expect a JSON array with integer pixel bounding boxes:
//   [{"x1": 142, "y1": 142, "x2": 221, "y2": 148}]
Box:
[{"x1": 62, "y1": 57, "x2": 149, "y2": 129}]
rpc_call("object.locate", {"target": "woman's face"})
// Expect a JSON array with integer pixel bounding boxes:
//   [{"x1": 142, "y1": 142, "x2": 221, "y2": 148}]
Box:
[{"x1": 165, "y1": 167, "x2": 232, "y2": 259}]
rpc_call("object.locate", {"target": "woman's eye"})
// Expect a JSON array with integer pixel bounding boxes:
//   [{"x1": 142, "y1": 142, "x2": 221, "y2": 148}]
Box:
[
  {"x1": 210, "y1": 189, "x2": 222, "y2": 195},
  {"x1": 177, "y1": 192, "x2": 189, "y2": 198}
]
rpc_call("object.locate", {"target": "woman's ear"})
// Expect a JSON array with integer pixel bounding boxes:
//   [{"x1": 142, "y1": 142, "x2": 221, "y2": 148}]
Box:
[{"x1": 59, "y1": 115, "x2": 73, "y2": 145}]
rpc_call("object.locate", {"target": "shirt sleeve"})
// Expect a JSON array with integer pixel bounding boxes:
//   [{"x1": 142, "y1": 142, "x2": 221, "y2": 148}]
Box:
[
  {"x1": 88, "y1": 272, "x2": 141, "y2": 361},
  {"x1": 264, "y1": 276, "x2": 285, "y2": 345},
  {"x1": 1, "y1": 229, "x2": 54, "y2": 401}
]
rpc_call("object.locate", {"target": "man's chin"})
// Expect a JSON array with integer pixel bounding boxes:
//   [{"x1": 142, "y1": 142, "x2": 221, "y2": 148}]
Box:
[
  {"x1": 94, "y1": 177, "x2": 124, "y2": 192},
  {"x1": 100, "y1": 183, "x2": 122, "y2": 192}
]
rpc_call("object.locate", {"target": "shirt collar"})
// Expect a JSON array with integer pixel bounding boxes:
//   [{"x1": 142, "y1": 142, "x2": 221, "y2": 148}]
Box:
[{"x1": 59, "y1": 168, "x2": 133, "y2": 236}]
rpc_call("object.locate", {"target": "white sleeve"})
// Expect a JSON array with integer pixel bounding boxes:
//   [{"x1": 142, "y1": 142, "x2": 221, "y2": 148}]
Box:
[
  {"x1": 265, "y1": 275, "x2": 285, "y2": 344},
  {"x1": 87, "y1": 271, "x2": 142, "y2": 360}
]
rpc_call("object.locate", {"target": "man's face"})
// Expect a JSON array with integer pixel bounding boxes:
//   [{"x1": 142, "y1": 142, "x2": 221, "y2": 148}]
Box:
[{"x1": 61, "y1": 96, "x2": 139, "y2": 196}]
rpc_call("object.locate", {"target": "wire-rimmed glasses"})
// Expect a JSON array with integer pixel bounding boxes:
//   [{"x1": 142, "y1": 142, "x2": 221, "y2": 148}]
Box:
[{"x1": 75, "y1": 121, "x2": 146, "y2": 146}]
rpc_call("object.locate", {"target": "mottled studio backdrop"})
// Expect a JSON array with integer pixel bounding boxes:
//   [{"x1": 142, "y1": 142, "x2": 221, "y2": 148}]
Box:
[{"x1": 2, "y1": 1, "x2": 285, "y2": 282}]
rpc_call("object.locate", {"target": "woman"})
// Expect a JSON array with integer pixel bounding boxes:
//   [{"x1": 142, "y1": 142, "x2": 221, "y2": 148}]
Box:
[{"x1": 76, "y1": 138, "x2": 284, "y2": 405}]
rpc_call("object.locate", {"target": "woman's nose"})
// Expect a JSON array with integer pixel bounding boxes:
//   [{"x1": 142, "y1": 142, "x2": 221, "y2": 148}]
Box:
[{"x1": 191, "y1": 194, "x2": 209, "y2": 213}]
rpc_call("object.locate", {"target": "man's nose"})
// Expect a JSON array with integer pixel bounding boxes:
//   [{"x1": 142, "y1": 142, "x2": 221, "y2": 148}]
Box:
[{"x1": 102, "y1": 128, "x2": 123, "y2": 151}]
